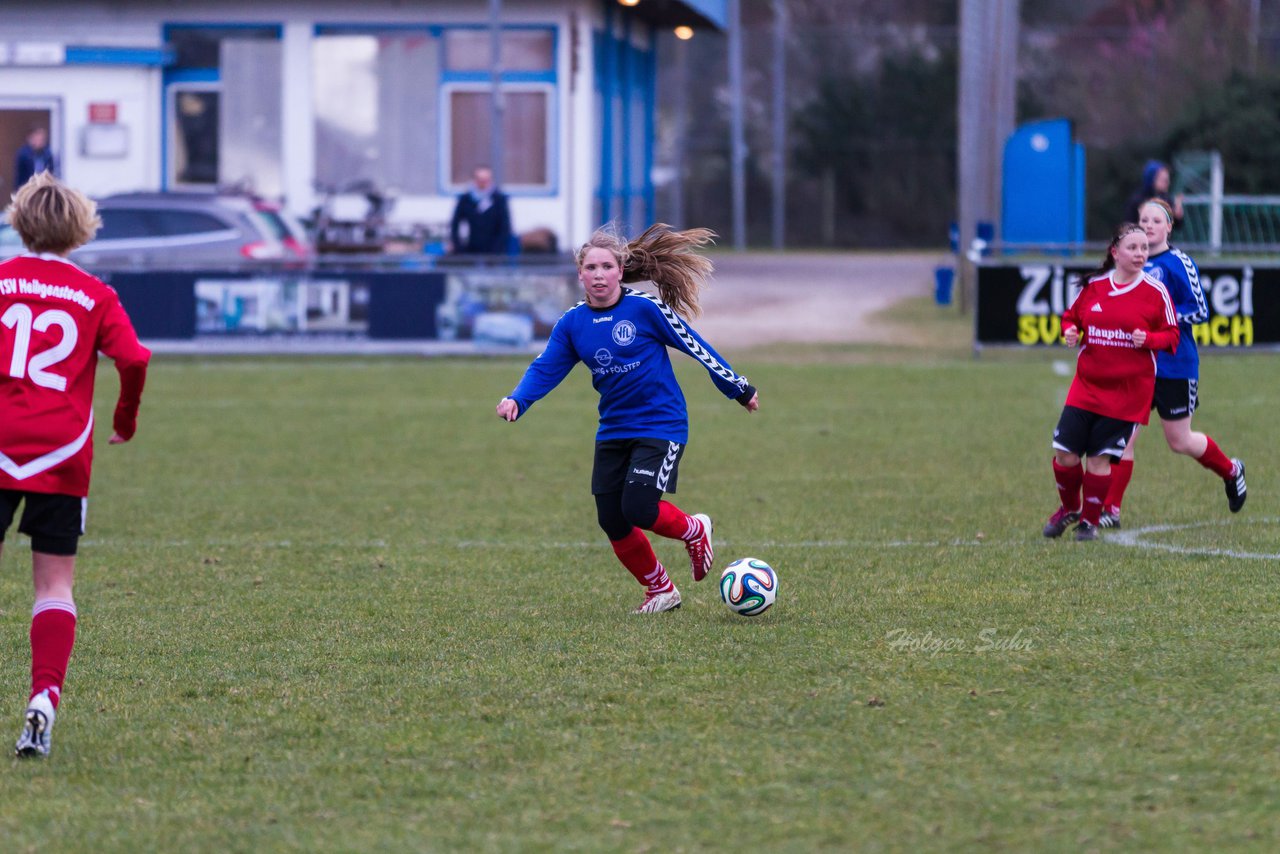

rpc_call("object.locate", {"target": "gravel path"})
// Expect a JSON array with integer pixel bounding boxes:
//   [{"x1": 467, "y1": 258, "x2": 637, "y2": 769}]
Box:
[{"x1": 694, "y1": 251, "x2": 942, "y2": 347}]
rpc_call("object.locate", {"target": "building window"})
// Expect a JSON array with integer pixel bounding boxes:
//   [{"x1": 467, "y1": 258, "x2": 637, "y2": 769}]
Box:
[
  {"x1": 443, "y1": 28, "x2": 554, "y2": 72},
  {"x1": 168, "y1": 25, "x2": 281, "y2": 68},
  {"x1": 169, "y1": 87, "x2": 220, "y2": 186},
  {"x1": 312, "y1": 32, "x2": 440, "y2": 195},
  {"x1": 163, "y1": 25, "x2": 282, "y2": 193},
  {"x1": 441, "y1": 26, "x2": 556, "y2": 193},
  {"x1": 446, "y1": 86, "x2": 550, "y2": 188}
]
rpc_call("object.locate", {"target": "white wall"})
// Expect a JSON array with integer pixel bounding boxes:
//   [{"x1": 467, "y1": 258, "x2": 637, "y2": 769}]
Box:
[
  {"x1": 0, "y1": 65, "x2": 157, "y2": 198},
  {"x1": 565, "y1": 9, "x2": 599, "y2": 250}
]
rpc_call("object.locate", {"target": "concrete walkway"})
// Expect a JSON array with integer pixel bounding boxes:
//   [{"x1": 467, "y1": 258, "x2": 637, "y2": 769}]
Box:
[{"x1": 696, "y1": 251, "x2": 943, "y2": 347}]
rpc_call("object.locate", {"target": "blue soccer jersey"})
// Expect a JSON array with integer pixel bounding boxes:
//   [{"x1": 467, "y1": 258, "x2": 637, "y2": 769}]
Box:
[
  {"x1": 1144, "y1": 246, "x2": 1207, "y2": 380},
  {"x1": 507, "y1": 287, "x2": 752, "y2": 442}
]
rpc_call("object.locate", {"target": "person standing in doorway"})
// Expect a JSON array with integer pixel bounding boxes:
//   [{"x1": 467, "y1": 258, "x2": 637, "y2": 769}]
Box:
[
  {"x1": 13, "y1": 127, "x2": 57, "y2": 192},
  {"x1": 450, "y1": 166, "x2": 514, "y2": 255}
]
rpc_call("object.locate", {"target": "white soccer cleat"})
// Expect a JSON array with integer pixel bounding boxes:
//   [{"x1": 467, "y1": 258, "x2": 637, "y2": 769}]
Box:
[
  {"x1": 14, "y1": 689, "x2": 55, "y2": 758},
  {"x1": 686, "y1": 513, "x2": 714, "y2": 582},
  {"x1": 632, "y1": 587, "x2": 682, "y2": 614}
]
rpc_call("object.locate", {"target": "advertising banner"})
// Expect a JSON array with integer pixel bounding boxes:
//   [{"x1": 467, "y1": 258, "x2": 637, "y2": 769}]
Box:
[
  {"x1": 105, "y1": 268, "x2": 575, "y2": 343},
  {"x1": 976, "y1": 262, "x2": 1280, "y2": 349}
]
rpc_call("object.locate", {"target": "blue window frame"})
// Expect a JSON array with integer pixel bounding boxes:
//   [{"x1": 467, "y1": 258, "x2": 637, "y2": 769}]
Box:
[
  {"x1": 161, "y1": 24, "x2": 282, "y2": 190},
  {"x1": 439, "y1": 25, "x2": 558, "y2": 196}
]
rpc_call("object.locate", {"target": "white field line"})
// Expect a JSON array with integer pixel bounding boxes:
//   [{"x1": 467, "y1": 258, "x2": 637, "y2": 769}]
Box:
[
  {"x1": 58, "y1": 537, "x2": 989, "y2": 550},
  {"x1": 46, "y1": 519, "x2": 1280, "y2": 560},
  {"x1": 1106, "y1": 518, "x2": 1280, "y2": 561}
]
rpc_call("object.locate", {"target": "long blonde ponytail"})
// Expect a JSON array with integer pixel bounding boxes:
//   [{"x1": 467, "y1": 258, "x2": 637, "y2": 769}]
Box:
[{"x1": 576, "y1": 222, "x2": 717, "y2": 318}]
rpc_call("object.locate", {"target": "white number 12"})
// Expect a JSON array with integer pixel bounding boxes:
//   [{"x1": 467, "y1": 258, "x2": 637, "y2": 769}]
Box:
[{"x1": 2, "y1": 304, "x2": 77, "y2": 392}]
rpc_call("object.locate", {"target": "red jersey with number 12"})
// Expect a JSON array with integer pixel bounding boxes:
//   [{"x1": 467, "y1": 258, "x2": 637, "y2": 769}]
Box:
[
  {"x1": 1062, "y1": 271, "x2": 1178, "y2": 424},
  {"x1": 0, "y1": 254, "x2": 150, "y2": 496}
]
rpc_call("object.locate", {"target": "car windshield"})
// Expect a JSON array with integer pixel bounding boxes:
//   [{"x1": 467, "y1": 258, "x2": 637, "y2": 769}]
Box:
[
  {"x1": 255, "y1": 210, "x2": 291, "y2": 241},
  {"x1": 244, "y1": 209, "x2": 284, "y2": 243}
]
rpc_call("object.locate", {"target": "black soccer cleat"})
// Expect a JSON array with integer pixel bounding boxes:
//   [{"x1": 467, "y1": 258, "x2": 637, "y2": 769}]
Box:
[
  {"x1": 1074, "y1": 521, "x2": 1099, "y2": 542},
  {"x1": 1042, "y1": 507, "x2": 1080, "y2": 539},
  {"x1": 1225, "y1": 459, "x2": 1247, "y2": 513}
]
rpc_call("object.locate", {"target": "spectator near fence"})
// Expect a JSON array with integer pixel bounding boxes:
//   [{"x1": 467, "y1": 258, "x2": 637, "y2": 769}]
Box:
[
  {"x1": 450, "y1": 166, "x2": 514, "y2": 255},
  {"x1": 13, "y1": 127, "x2": 57, "y2": 192},
  {"x1": 1124, "y1": 160, "x2": 1184, "y2": 228}
]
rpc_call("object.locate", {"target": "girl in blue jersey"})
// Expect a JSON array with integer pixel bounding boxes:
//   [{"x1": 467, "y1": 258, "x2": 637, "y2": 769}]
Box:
[
  {"x1": 1100, "y1": 199, "x2": 1246, "y2": 527},
  {"x1": 496, "y1": 224, "x2": 759, "y2": 613}
]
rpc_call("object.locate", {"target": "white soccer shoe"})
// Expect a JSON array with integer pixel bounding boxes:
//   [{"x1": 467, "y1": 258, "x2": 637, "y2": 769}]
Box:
[
  {"x1": 633, "y1": 587, "x2": 682, "y2": 614},
  {"x1": 686, "y1": 513, "x2": 714, "y2": 582},
  {"x1": 15, "y1": 689, "x2": 55, "y2": 758}
]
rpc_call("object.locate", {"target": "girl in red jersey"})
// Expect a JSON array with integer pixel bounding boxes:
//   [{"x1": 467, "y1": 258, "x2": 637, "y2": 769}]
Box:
[
  {"x1": 1043, "y1": 223, "x2": 1179, "y2": 541},
  {"x1": 1, "y1": 173, "x2": 150, "y2": 757}
]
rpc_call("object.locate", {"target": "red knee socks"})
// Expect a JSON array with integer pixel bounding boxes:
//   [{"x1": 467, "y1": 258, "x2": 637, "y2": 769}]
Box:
[
  {"x1": 1081, "y1": 471, "x2": 1111, "y2": 525},
  {"x1": 609, "y1": 528, "x2": 674, "y2": 592},
  {"x1": 1104, "y1": 459, "x2": 1134, "y2": 512},
  {"x1": 1052, "y1": 459, "x2": 1083, "y2": 513},
  {"x1": 30, "y1": 599, "x2": 77, "y2": 709},
  {"x1": 1197, "y1": 436, "x2": 1236, "y2": 479},
  {"x1": 649, "y1": 500, "x2": 701, "y2": 542}
]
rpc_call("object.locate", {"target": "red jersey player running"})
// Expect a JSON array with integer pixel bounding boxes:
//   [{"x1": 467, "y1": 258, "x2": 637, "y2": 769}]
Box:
[
  {"x1": 1043, "y1": 223, "x2": 1178, "y2": 541},
  {"x1": 2, "y1": 172, "x2": 150, "y2": 757}
]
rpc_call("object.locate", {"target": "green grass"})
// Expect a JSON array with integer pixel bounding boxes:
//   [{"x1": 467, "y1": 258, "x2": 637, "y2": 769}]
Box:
[{"x1": 1, "y1": 334, "x2": 1278, "y2": 851}]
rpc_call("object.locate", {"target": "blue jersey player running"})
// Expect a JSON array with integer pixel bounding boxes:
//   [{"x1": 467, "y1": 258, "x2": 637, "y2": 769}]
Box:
[
  {"x1": 1100, "y1": 199, "x2": 1246, "y2": 527},
  {"x1": 496, "y1": 224, "x2": 759, "y2": 613}
]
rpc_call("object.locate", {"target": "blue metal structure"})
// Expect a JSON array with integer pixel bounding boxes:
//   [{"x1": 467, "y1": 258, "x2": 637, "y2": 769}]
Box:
[
  {"x1": 1001, "y1": 118, "x2": 1085, "y2": 247},
  {"x1": 595, "y1": 5, "x2": 656, "y2": 233},
  {"x1": 594, "y1": 0, "x2": 725, "y2": 234}
]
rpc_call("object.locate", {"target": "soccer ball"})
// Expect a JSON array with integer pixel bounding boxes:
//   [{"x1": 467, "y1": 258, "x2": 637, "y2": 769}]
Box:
[{"x1": 719, "y1": 557, "x2": 778, "y2": 616}]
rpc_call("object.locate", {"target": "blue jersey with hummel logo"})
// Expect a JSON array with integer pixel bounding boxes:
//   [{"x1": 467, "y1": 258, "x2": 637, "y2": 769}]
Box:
[
  {"x1": 507, "y1": 287, "x2": 751, "y2": 442},
  {"x1": 1144, "y1": 246, "x2": 1207, "y2": 380}
]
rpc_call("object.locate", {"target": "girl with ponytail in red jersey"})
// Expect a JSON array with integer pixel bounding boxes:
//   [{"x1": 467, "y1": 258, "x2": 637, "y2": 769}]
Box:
[{"x1": 1042, "y1": 223, "x2": 1178, "y2": 541}]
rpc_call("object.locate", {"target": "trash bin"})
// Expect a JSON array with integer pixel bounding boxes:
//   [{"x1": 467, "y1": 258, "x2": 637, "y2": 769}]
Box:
[{"x1": 934, "y1": 266, "x2": 954, "y2": 305}]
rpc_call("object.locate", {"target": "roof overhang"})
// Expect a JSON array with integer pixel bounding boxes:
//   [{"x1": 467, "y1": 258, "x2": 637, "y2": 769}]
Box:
[{"x1": 615, "y1": 0, "x2": 727, "y2": 31}]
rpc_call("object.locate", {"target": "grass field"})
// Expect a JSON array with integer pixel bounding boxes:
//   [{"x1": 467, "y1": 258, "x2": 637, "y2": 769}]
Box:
[{"x1": 2, "y1": 300, "x2": 1278, "y2": 851}]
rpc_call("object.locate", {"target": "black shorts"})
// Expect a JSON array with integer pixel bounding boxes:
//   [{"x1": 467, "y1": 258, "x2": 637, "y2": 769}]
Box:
[
  {"x1": 592, "y1": 437, "x2": 685, "y2": 495},
  {"x1": 0, "y1": 490, "x2": 85, "y2": 556},
  {"x1": 1053, "y1": 405, "x2": 1137, "y2": 461},
  {"x1": 1152, "y1": 377, "x2": 1198, "y2": 421}
]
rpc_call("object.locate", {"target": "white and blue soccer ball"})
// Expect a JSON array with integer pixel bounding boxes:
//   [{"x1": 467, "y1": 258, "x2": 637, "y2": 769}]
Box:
[{"x1": 719, "y1": 557, "x2": 778, "y2": 616}]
